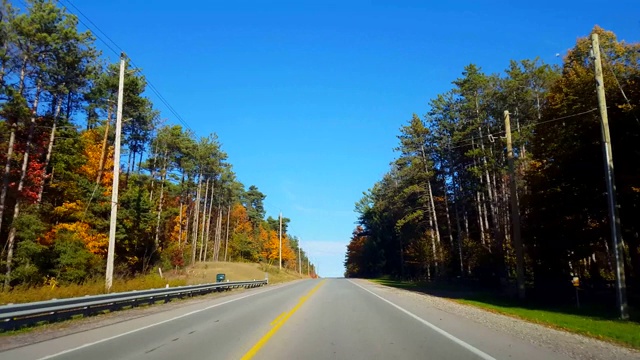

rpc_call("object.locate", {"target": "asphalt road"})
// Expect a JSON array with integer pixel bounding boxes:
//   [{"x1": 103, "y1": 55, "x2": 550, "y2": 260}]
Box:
[{"x1": 1, "y1": 278, "x2": 573, "y2": 360}]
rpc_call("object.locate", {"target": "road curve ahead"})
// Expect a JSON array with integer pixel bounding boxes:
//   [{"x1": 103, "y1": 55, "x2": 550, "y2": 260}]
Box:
[{"x1": 2, "y1": 278, "x2": 572, "y2": 360}]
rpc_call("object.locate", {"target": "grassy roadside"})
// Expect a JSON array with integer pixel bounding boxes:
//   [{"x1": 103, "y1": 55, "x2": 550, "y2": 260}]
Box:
[
  {"x1": 0, "y1": 274, "x2": 187, "y2": 305},
  {"x1": 164, "y1": 261, "x2": 307, "y2": 285},
  {"x1": 371, "y1": 278, "x2": 640, "y2": 350},
  {"x1": 0, "y1": 262, "x2": 306, "y2": 305}
]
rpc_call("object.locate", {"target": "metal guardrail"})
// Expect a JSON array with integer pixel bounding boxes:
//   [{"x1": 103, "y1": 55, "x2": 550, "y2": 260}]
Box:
[{"x1": 0, "y1": 279, "x2": 268, "y2": 331}]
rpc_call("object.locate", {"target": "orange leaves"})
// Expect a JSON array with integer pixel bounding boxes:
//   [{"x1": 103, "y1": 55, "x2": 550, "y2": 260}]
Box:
[
  {"x1": 258, "y1": 225, "x2": 296, "y2": 265},
  {"x1": 230, "y1": 203, "x2": 252, "y2": 234},
  {"x1": 78, "y1": 129, "x2": 113, "y2": 194},
  {"x1": 259, "y1": 226, "x2": 277, "y2": 261},
  {"x1": 168, "y1": 205, "x2": 188, "y2": 243},
  {"x1": 41, "y1": 222, "x2": 108, "y2": 256}
]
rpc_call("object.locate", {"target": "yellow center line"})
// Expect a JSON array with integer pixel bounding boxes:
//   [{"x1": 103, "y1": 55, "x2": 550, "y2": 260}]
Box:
[
  {"x1": 241, "y1": 280, "x2": 326, "y2": 360},
  {"x1": 269, "y1": 312, "x2": 287, "y2": 326}
]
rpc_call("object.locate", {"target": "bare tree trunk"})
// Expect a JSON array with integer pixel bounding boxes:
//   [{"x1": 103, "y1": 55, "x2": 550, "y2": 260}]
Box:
[
  {"x1": 36, "y1": 96, "x2": 64, "y2": 205},
  {"x1": 479, "y1": 127, "x2": 504, "y2": 263},
  {"x1": 476, "y1": 191, "x2": 486, "y2": 247},
  {"x1": 448, "y1": 145, "x2": 464, "y2": 275},
  {"x1": 203, "y1": 180, "x2": 215, "y2": 261},
  {"x1": 148, "y1": 143, "x2": 157, "y2": 203},
  {"x1": 426, "y1": 200, "x2": 439, "y2": 276},
  {"x1": 211, "y1": 209, "x2": 219, "y2": 262},
  {"x1": 136, "y1": 148, "x2": 144, "y2": 174},
  {"x1": 481, "y1": 193, "x2": 490, "y2": 246},
  {"x1": 224, "y1": 204, "x2": 230, "y2": 262},
  {"x1": 184, "y1": 200, "x2": 191, "y2": 249},
  {"x1": 0, "y1": 58, "x2": 30, "y2": 237},
  {"x1": 443, "y1": 190, "x2": 454, "y2": 249},
  {"x1": 96, "y1": 106, "x2": 113, "y2": 186},
  {"x1": 191, "y1": 173, "x2": 202, "y2": 264},
  {"x1": 177, "y1": 173, "x2": 185, "y2": 246},
  {"x1": 0, "y1": 42, "x2": 6, "y2": 85},
  {"x1": 124, "y1": 147, "x2": 134, "y2": 185},
  {"x1": 198, "y1": 178, "x2": 210, "y2": 262},
  {"x1": 213, "y1": 208, "x2": 223, "y2": 261},
  {"x1": 420, "y1": 145, "x2": 441, "y2": 275},
  {"x1": 454, "y1": 193, "x2": 464, "y2": 275},
  {"x1": 5, "y1": 86, "x2": 40, "y2": 288},
  {"x1": 463, "y1": 205, "x2": 470, "y2": 240},
  {"x1": 177, "y1": 204, "x2": 183, "y2": 247},
  {"x1": 154, "y1": 150, "x2": 168, "y2": 252},
  {"x1": 0, "y1": 121, "x2": 16, "y2": 239},
  {"x1": 18, "y1": 55, "x2": 27, "y2": 95},
  {"x1": 471, "y1": 138, "x2": 488, "y2": 246}
]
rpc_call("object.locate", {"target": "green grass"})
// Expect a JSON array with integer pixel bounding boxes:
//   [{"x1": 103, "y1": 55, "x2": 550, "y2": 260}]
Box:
[{"x1": 371, "y1": 278, "x2": 640, "y2": 349}]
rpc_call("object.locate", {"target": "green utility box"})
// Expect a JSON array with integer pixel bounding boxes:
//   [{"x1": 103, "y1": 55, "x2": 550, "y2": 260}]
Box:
[{"x1": 216, "y1": 273, "x2": 226, "y2": 282}]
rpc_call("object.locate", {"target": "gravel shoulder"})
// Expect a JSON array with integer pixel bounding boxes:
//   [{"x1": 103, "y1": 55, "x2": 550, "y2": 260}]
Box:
[{"x1": 362, "y1": 279, "x2": 640, "y2": 360}]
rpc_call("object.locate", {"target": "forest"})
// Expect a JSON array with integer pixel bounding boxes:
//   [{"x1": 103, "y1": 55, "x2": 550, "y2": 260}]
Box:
[
  {"x1": 345, "y1": 26, "x2": 640, "y2": 308},
  {"x1": 0, "y1": 0, "x2": 314, "y2": 290}
]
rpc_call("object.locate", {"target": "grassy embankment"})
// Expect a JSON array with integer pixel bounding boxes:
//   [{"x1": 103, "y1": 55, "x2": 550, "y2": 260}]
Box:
[
  {"x1": 372, "y1": 278, "x2": 640, "y2": 349},
  {"x1": 0, "y1": 262, "x2": 305, "y2": 305}
]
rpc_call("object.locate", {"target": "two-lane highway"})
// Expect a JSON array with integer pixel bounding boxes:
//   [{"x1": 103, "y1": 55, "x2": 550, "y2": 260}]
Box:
[{"x1": 1, "y1": 279, "x2": 573, "y2": 360}]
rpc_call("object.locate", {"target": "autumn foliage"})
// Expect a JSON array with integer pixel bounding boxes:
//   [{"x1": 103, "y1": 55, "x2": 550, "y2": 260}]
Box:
[{"x1": 0, "y1": 0, "x2": 313, "y2": 288}]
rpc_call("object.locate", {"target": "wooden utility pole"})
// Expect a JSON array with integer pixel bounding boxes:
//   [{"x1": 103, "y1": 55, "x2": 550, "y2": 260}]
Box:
[
  {"x1": 278, "y1": 212, "x2": 282, "y2": 270},
  {"x1": 592, "y1": 33, "x2": 629, "y2": 320},
  {"x1": 504, "y1": 110, "x2": 525, "y2": 300},
  {"x1": 298, "y1": 244, "x2": 301, "y2": 275},
  {"x1": 105, "y1": 53, "x2": 126, "y2": 292}
]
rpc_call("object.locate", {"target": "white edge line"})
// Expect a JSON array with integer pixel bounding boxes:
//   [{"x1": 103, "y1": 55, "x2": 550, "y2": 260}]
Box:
[
  {"x1": 37, "y1": 283, "x2": 291, "y2": 360},
  {"x1": 348, "y1": 279, "x2": 496, "y2": 360}
]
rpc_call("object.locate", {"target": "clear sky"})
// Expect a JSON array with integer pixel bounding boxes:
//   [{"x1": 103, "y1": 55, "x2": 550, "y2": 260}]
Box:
[{"x1": 64, "y1": 0, "x2": 639, "y2": 277}]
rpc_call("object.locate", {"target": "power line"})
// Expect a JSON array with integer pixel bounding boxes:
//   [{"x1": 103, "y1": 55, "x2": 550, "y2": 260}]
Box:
[
  {"x1": 599, "y1": 48, "x2": 640, "y2": 126},
  {"x1": 443, "y1": 108, "x2": 599, "y2": 151},
  {"x1": 58, "y1": 0, "x2": 122, "y2": 55},
  {"x1": 57, "y1": 0, "x2": 120, "y2": 57},
  {"x1": 57, "y1": 0, "x2": 193, "y2": 132}
]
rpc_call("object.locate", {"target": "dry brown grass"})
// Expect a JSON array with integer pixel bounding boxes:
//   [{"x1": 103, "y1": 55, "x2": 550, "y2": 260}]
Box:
[
  {"x1": 0, "y1": 262, "x2": 308, "y2": 305},
  {"x1": 165, "y1": 261, "x2": 308, "y2": 285},
  {"x1": 0, "y1": 275, "x2": 187, "y2": 305}
]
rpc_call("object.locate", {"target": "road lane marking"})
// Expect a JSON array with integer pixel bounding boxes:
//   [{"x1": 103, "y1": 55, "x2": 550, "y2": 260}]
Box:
[
  {"x1": 36, "y1": 282, "x2": 296, "y2": 360},
  {"x1": 241, "y1": 280, "x2": 326, "y2": 360},
  {"x1": 348, "y1": 280, "x2": 497, "y2": 360},
  {"x1": 270, "y1": 311, "x2": 286, "y2": 326}
]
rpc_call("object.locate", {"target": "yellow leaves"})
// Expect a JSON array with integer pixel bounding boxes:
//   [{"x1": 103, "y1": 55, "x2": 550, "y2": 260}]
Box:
[
  {"x1": 53, "y1": 200, "x2": 84, "y2": 218},
  {"x1": 169, "y1": 205, "x2": 188, "y2": 243},
  {"x1": 41, "y1": 222, "x2": 108, "y2": 256},
  {"x1": 78, "y1": 129, "x2": 114, "y2": 195}
]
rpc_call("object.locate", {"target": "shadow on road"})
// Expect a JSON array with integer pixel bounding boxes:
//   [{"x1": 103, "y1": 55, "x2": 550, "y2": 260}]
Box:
[{"x1": 371, "y1": 277, "x2": 640, "y2": 324}]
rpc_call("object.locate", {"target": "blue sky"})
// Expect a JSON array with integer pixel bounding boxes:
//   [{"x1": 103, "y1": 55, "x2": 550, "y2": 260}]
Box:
[{"x1": 65, "y1": 0, "x2": 639, "y2": 277}]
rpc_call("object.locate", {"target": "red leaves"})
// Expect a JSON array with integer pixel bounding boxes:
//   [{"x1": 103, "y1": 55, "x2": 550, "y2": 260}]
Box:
[{"x1": 3, "y1": 120, "x2": 50, "y2": 204}]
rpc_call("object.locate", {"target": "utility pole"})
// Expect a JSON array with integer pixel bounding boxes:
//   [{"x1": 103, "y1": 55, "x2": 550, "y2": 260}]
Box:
[
  {"x1": 279, "y1": 212, "x2": 282, "y2": 270},
  {"x1": 592, "y1": 33, "x2": 628, "y2": 320},
  {"x1": 298, "y1": 244, "x2": 301, "y2": 275},
  {"x1": 504, "y1": 110, "x2": 525, "y2": 300},
  {"x1": 105, "y1": 53, "x2": 126, "y2": 292},
  {"x1": 307, "y1": 257, "x2": 310, "y2": 276}
]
